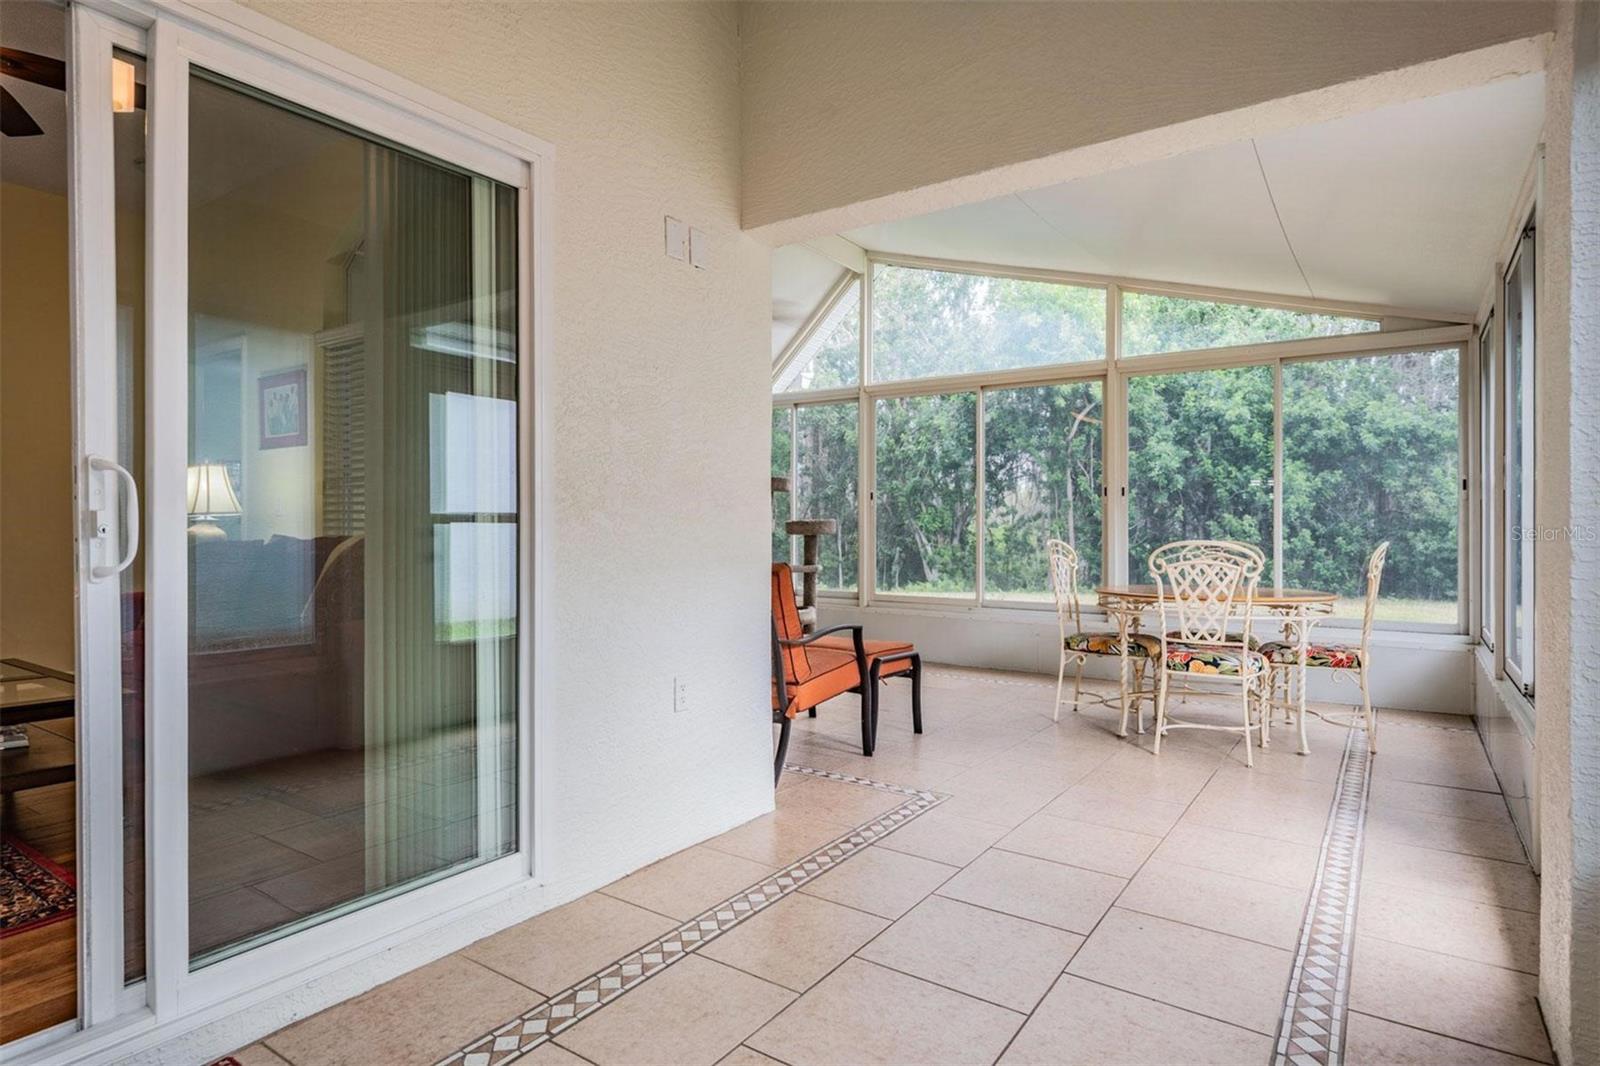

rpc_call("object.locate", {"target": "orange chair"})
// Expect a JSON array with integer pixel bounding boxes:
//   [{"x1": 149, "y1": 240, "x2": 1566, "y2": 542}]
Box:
[{"x1": 770, "y1": 565, "x2": 923, "y2": 779}]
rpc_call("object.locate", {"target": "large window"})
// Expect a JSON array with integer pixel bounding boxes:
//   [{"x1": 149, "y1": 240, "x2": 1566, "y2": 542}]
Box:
[
  {"x1": 1122, "y1": 291, "x2": 1377, "y2": 356},
  {"x1": 1126, "y1": 366, "x2": 1273, "y2": 577},
  {"x1": 768, "y1": 253, "x2": 1470, "y2": 632},
  {"x1": 1478, "y1": 317, "x2": 1497, "y2": 647},
  {"x1": 793, "y1": 402, "x2": 859, "y2": 591},
  {"x1": 775, "y1": 278, "x2": 860, "y2": 392},
  {"x1": 984, "y1": 382, "x2": 1104, "y2": 602},
  {"x1": 1283, "y1": 350, "x2": 1460, "y2": 623},
  {"x1": 875, "y1": 393, "x2": 977, "y2": 596},
  {"x1": 1504, "y1": 229, "x2": 1536, "y2": 692},
  {"x1": 771, "y1": 407, "x2": 792, "y2": 561},
  {"x1": 872, "y1": 264, "x2": 1105, "y2": 381}
]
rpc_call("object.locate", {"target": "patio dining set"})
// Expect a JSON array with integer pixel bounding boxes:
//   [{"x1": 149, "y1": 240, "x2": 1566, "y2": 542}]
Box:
[{"x1": 769, "y1": 538, "x2": 1388, "y2": 782}]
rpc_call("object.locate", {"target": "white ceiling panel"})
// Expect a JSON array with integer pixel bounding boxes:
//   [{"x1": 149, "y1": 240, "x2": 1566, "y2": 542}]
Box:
[
  {"x1": 1256, "y1": 74, "x2": 1544, "y2": 314},
  {"x1": 843, "y1": 194, "x2": 1114, "y2": 277},
  {"x1": 771, "y1": 244, "x2": 846, "y2": 358},
  {"x1": 1017, "y1": 139, "x2": 1307, "y2": 297},
  {"x1": 822, "y1": 74, "x2": 1544, "y2": 318}
]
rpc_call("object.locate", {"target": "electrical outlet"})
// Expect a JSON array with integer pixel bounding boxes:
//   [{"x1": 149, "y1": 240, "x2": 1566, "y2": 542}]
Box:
[{"x1": 673, "y1": 677, "x2": 689, "y2": 714}]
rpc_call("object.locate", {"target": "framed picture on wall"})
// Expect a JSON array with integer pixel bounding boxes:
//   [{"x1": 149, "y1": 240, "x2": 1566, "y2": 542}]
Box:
[{"x1": 259, "y1": 366, "x2": 308, "y2": 449}]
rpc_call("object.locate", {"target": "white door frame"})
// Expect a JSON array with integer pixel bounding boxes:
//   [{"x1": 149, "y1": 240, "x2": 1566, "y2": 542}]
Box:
[{"x1": 7, "y1": 2, "x2": 554, "y2": 1060}]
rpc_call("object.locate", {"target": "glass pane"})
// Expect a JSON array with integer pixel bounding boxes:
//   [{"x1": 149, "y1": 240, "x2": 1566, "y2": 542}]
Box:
[
  {"x1": 1283, "y1": 350, "x2": 1460, "y2": 623},
  {"x1": 115, "y1": 46, "x2": 149, "y2": 985},
  {"x1": 771, "y1": 408, "x2": 791, "y2": 562},
  {"x1": 1504, "y1": 239, "x2": 1534, "y2": 678},
  {"x1": 984, "y1": 383, "x2": 1104, "y2": 604},
  {"x1": 793, "y1": 403, "x2": 858, "y2": 592},
  {"x1": 874, "y1": 394, "x2": 977, "y2": 596},
  {"x1": 1127, "y1": 367, "x2": 1272, "y2": 579},
  {"x1": 1121, "y1": 291, "x2": 1378, "y2": 357},
  {"x1": 872, "y1": 264, "x2": 1104, "y2": 382},
  {"x1": 1479, "y1": 322, "x2": 1496, "y2": 644},
  {"x1": 186, "y1": 73, "x2": 519, "y2": 964},
  {"x1": 774, "y1": 278, "x2": 859, "y2": 392}
]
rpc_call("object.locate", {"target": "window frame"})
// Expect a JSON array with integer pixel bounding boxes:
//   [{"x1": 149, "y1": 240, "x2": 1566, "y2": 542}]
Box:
[
  {"x1": 1502, "y1": 223, "x2": 1537, "y2": 697},
  {"x1": 774, "y1": 251, "x2": 1473, "y2": 631}
]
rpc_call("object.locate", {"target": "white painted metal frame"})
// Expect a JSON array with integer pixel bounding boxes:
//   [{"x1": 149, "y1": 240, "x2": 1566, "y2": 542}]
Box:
[
  {"x1": 775, "y1": 250, "x2": 1472, "y2": 630},
  {"x1": 12, "y1": 1, "x2": 556, "y2": 1061},
  {"x1": 66, "y1": 4, "x2": 149, "y2": 1037}
]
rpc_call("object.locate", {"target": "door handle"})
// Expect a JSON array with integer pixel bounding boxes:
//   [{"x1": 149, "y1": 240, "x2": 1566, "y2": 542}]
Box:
[{"x1": 88, "y1": 455, "x2": 139, "y2": 581}]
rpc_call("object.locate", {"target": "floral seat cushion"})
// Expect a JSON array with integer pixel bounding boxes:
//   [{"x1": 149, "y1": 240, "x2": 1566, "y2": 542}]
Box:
[
  {"x1": 1065, "y1": 631, "x2": 1160, "y2": 657},
  {"x1": 1258, "y1": 641, "x2": 1362, "y2": 668},
  {"x1": 1164, "y1": 643, "x2": 1266, "y2": 676}
]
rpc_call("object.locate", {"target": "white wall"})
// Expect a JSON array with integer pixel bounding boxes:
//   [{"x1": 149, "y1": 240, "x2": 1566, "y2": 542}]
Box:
[
  {"x1": 739, "y1": 1, "x2": 1555, "y2": 242},
  {"x1": 1534, "y1": 2, "x2": 1600, "y2": 1062},
  {"x1": 819, "y1": 602, "x2": 1473, "y2": 715}
]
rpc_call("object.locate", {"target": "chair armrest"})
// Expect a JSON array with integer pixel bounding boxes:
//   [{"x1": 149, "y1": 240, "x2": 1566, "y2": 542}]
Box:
[{"x1": 776, "y1": 623, "x2": 863, "y2": 649}]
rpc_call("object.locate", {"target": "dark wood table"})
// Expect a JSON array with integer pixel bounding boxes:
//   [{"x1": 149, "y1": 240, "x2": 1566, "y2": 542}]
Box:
[{"x1": 1, "y1": 659, "x2": 76, "y2": 795}]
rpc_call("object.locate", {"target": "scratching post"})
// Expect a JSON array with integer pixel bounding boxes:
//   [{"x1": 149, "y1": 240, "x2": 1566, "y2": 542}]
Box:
[{"x1": 785, "y1": 519, "x2": 836, "y2": 634}]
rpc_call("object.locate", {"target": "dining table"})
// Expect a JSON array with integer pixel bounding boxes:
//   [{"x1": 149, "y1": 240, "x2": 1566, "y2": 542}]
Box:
[{"x1": 1095, "y1": 584, "x2": 1337, "y2": 755}]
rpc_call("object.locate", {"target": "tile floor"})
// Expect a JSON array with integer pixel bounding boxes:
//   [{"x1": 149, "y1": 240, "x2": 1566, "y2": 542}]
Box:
[{"x1": 226, "y1": 666, "x2": 1552, "y2": 1066}]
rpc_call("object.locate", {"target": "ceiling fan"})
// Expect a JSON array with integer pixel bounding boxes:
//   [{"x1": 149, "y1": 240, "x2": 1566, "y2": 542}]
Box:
[{"x1": 2, "y1": 46, "x2": 144, "y2": 138}]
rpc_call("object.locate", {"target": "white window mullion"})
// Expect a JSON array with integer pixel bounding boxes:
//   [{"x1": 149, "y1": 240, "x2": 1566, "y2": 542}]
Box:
[
  {"x1": 975, "y1": 388, "x2": 987, "y2": 604},
  {"x1": 1273, "y1": 361, "x2": 1285, "y2": 590}
]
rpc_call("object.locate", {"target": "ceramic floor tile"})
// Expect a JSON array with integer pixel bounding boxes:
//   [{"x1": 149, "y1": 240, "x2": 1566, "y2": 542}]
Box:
[
  {"x1": 937, "y1": 849, "x2": 1125, "y2": 934},
  {"x1": 1066, "y1": 909, "x2": 1293, "y2": 1035},
  {"x1": 1152, "y1": 821, "x2": 1320, "y2": 891},
  {"x1": 223, "y1": 1044, "x2": 291, "y2": 1066},
  {"x1": 189, "y1": 836, "x2": 319, "y2": 902},
  {"x1": 714, "y1": 1047, "x2": 789, "y2": 1066},
  {"x1": 1365, "y1": 804, "x2": 1528, "y2": 864},
  {"x1": 702, "y1": 807, "x2": 857, "y2": 868},
  {"x1": 600, "y1": 846, "x2": 774, "y2": 921},
  {"x1": 748, "y1": 958, "x2": 1022, "y2": 1066},
  {"x1": 1370, "y1": 777, "x2": 1519, "y2": 824},
  {"x1": 1348, "y1": 936, "x2": 1553, "y2": 1062},
  {"x1": 190, "y1": 798, "x2": 318, "y2": 850},
  {"x1": 262, "y1": 955, "x2": 532, "y2": 1066},
  {"x1": 1073, "y1": 759, "x2": 1216, "y2": 806},
  {"x1": 1038, "y1": 784, "x2": 1189, "y2": 837},
  {"x1": 857, "y1": 895, "x2": 1083, "y2": 1012},
  {"x1": 1374, "y1": 749, "x2": 1501, "y2": 792},
  {"x1": 872, "y1": 804, "x2": 1009, "y2": 866},
  {"x1": 523, "y1": 1044, "x2": 595, "y2": 1066},
  {"x1": 995, "y1": 813, "x2": 1161, "y2": 878},
  {"x1": 1116, "y1": 857, "x2": 1309, "y2": 949},
  {"x1": 189, "y1": 886, "x2": 301, "y2": 958},
  {"x1": 261, "y1": 809, "x2": 367, "y2": 863},
  {"x1": 1181, "y1": 787, "x2": 1331, "y2": 846},
  {"x1": 933, "y1": 774, "x2": 1072, "y2": 830},
  {"x1": 556, "y1": 955, "x2": 794, "y2": 1066},
  {"x1": 775, "y1": 775, "x2": 903, "y2": 824},
  {"x1": 700, "y1": 891, "x2": 889, "y2": 992},
  {"x1": 251, "y1": 852, "x2": 366, "y2": 915},
  {"x1": 1343, "y1": 1011, "x2": 1548, "y2": 1065},
  {"x1": 1357, "y1": 879, "x2": 1539, "y2": 974},
  {"x1": 464, "y1": 891, "x2": 675, "y2": 997},
  {"x1": 999, "y1": 974, "x2": 1273, "y2": 1065},
  {"x1": 796, "y1": 844, "x2": 957, "y2": 919},
  {"x1": 1362, "y1": 839, "x2": 1540, "y2": 913}
]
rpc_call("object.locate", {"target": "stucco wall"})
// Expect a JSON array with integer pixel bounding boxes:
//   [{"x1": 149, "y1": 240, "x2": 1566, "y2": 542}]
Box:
[
  {"x1": 237, "y1": 0, "x2": 774, "y2": 924},
  {"x1": 1538, "y1": 2, "x2": 1600, "y2": 1062},
  {"x1": 740, "y1": 0, "x2": 1556, "y2": 240}
]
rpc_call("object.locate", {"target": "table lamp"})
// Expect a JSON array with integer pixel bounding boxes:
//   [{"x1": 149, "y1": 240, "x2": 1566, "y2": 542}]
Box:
[{"x1": 186, "y1": 462, "x2": 242, "y2": 540}]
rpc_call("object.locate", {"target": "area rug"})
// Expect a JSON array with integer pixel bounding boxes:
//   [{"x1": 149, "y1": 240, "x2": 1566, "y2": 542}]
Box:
[{"x1": 0, "y1": 836, "x2": 75, "y2": 939}]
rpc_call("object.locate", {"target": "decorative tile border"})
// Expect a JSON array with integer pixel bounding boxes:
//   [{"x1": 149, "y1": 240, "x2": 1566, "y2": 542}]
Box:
[
  {"x1": 1273, "y1": 727, "x2": 1373, "y2": 1066},
  {"x1": 435, "y1": 766, "x2": 945, "y2": 1066}
]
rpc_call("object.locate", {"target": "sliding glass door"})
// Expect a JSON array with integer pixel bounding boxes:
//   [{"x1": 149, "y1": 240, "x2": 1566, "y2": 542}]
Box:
[{"x1": 182, "y1": 72, "x2": 520, "y2": 963}]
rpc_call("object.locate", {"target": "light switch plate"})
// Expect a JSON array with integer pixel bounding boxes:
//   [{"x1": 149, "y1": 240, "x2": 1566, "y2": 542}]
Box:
[
  {"x1": 664, "y1": 216, "x2": 687, "y2": 261},
  {"x1": 689, "y1": 227, "x2": 709, "y2": 270}
]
